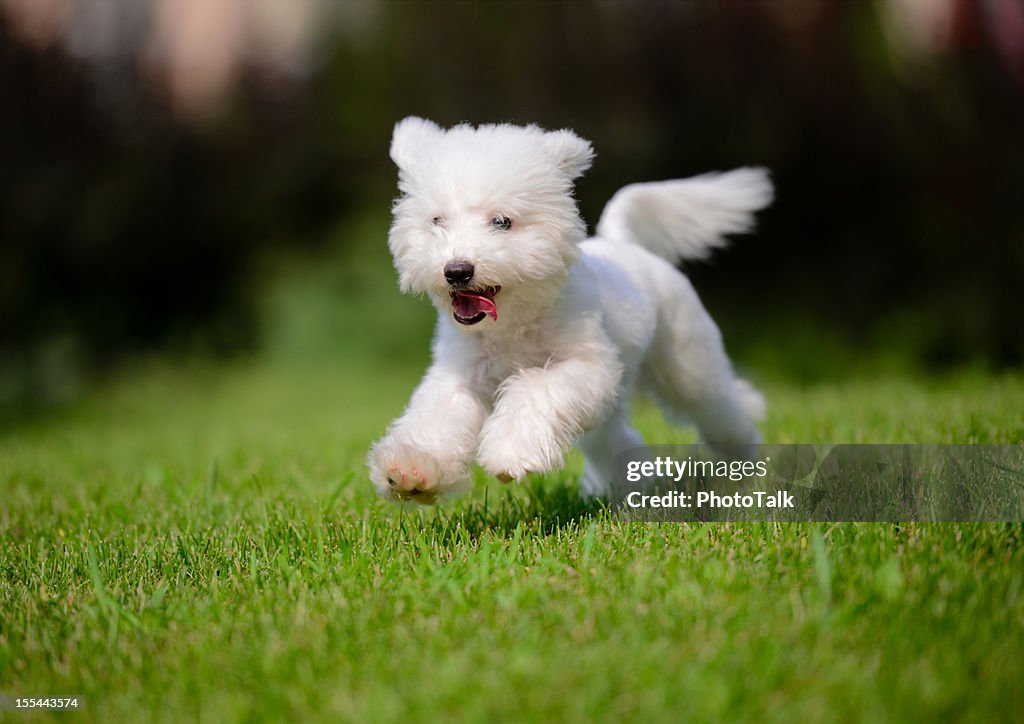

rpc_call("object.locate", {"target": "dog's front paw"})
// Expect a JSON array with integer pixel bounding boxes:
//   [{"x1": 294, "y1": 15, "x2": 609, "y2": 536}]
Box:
[
  {"x1": 368, "y1": 436, "x2": 469, "y2": 505},
  {"x1": 477, "y1": 424, "x2": 567, "y2": 483}
]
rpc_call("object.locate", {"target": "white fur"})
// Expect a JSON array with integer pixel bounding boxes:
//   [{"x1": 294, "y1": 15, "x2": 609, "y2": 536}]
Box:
[{"x1": 369, "y1": 117, "x2": 771, "y2": 503}]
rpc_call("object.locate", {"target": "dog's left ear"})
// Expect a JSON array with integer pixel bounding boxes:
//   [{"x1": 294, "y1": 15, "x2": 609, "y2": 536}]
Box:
[{"x1": 545, "y1": 129, "x2": 594, "y2": 180}]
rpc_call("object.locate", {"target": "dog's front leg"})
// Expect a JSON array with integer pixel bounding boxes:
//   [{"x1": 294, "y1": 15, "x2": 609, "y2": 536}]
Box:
[
  {"x1": 368, "y1": 364, "x2": 488, "y2": 503},
  {"x1": 477, "y1": 353, "x2": 622, "y2": 482}
]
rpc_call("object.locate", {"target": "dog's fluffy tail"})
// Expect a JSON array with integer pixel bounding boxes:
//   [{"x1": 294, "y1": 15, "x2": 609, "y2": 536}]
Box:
[{"x1": 595, "y1": 167, "x2": 773, "y2": 263}]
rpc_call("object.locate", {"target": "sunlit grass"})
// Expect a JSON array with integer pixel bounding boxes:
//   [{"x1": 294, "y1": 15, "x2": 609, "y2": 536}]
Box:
[{"x1": 1, "y1": 360, "x2": 1022, "y2": 721}]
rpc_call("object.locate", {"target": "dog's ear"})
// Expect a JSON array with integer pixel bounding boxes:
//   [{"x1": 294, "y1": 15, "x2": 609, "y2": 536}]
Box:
[
  {"x1": 390, "y1": 117, "x2": 444, "y2": 170},
  {"x1": 545, "y1": 129, "x2": 594, "y2": 180}
]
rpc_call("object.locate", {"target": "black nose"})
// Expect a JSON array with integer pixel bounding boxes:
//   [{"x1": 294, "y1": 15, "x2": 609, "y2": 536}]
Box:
[{"x1": 444, "y1": 260, "x2": 475, "y2": 286}]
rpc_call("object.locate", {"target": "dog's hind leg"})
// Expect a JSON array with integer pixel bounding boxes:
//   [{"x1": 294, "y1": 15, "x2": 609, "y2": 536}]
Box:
[
  {"x1": 577, "y1": 404, "x2": 647, "y2": 500},
  {"x1": 640, "y1": 273, "x2": 764, "y2": 456}
]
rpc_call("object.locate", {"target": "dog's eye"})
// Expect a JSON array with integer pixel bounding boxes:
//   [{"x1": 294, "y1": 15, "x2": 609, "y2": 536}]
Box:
[
  {"x1": 490, "y1": 215, "x2": 512, "y2": 231},
  {"x1": 431, "y1": 216, "x2": 446, "y2": 227}
]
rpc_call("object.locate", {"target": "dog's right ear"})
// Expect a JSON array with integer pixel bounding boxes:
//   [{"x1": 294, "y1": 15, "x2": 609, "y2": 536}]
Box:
[{"x1": 390, "y1": 117, "x2": 444, "y2": 170}]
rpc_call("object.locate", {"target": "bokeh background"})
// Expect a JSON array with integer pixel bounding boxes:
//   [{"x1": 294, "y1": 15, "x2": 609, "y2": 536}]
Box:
[{"x1": 2, "y1": 0, "x2": 1023, "y2": 409}]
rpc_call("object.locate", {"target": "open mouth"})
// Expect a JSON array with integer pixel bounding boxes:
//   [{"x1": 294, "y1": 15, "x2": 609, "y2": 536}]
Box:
[{"x1": 450, "y1": 286, "x2": 501, "y2": 325}]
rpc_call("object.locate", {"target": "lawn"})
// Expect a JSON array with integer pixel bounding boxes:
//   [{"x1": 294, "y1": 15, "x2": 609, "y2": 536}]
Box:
[{"x1": 1, "y1": 359, "x2": 1022, "y2": 721}]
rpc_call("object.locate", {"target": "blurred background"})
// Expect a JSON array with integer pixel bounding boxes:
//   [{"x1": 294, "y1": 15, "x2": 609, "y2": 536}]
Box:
[{"x1": 2, "y1": 0, "x2": 1023, "y2": 409}]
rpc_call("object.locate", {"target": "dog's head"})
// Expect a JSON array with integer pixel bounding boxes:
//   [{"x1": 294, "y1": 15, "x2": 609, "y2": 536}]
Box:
[{"x1": 387, "y1": 117, "x2": 593, "y2": 330}]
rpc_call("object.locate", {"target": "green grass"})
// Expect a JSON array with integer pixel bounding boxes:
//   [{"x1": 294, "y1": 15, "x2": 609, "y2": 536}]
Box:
[{"x1": 1, "y1": 360, "x2": 1023, "y2": 722}]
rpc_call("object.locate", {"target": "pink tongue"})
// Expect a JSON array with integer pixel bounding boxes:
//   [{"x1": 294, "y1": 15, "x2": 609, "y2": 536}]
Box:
[{"x1": 453, "y1": 292, "x2": 498, "y2": 321}]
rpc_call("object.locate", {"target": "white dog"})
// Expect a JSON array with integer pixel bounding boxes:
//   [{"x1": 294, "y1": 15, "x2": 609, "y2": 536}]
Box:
[{"x1": 368, "y1": 117, "x2": 771, "y2": 504}]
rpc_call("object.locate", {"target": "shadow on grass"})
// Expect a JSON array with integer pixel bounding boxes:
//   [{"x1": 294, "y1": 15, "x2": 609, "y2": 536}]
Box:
[{"x1": 411, "y1": 478, "x2": 611, "y2": 545}]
